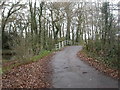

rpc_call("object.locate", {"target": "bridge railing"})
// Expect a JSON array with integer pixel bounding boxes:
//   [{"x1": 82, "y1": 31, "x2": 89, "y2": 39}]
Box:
[{"x1": 55, "y1": 40, "x2": 72, "y2": 50}]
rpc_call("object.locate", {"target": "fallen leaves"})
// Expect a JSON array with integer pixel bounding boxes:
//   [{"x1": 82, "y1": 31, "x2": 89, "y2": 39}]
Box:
[
  {"x1": 77, "y1": 51, "x2": 119, "y2": 79},
  {"x1": 2, "y1": 53, "x2": 54, "y2": 88}
]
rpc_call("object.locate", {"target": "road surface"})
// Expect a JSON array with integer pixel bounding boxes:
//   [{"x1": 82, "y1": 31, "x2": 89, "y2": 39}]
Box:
[{"x1": 51, "y1": 46, "x2": 118, "y2": 88}]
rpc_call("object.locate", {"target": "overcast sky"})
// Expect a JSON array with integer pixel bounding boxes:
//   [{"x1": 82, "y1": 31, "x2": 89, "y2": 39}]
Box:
[
  {"x1": 34, "y1": 0, "x2": 119, "y2": 4},
  {"x1": 1, "y1": 0, "x2": 119, "y2": 19},
  {"x1": 7, "y1": 0, "x2": 120, "y2": 4}
]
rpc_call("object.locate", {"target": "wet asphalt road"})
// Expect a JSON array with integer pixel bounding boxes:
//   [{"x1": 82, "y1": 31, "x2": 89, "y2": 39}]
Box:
[{"x1": 51, "y1": 46, "x2": 118, "y2": 88}]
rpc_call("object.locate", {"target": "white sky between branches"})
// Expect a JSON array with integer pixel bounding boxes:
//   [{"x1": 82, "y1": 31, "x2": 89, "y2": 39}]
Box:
[
  {"x1": 5, "y1": 0, "x2": 120, "y2": 4},
  {"x1": 0, "y1": 0, "x2": 119, "y2": 39}
]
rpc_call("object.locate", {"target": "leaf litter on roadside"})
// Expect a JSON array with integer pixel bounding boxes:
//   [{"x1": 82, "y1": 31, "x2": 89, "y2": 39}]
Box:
[
  {"x1": 2, "y1": 54, "x2": 54, "y2": 88},
  {"x1": 77, "y1": 51, "x2": 119, "y2": 79}
]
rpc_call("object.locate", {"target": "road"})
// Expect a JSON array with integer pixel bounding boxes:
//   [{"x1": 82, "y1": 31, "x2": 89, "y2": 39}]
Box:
[{"x1": 51, "y1": 46, "x2": 118, "y2": 88}]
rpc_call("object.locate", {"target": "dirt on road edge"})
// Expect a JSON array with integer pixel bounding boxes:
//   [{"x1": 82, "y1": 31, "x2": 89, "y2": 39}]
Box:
[{"x1": 77, "y1": 50, "x2": 119, "y2": 80}]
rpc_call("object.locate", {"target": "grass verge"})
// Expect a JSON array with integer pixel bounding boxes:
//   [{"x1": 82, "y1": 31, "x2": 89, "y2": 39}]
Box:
[
  {"x1": 2, "y1": 50, "x2": 53, "y2": 74},
  {"x1": 0, "y1": 68, "x2": 2, "y2": 75}
]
